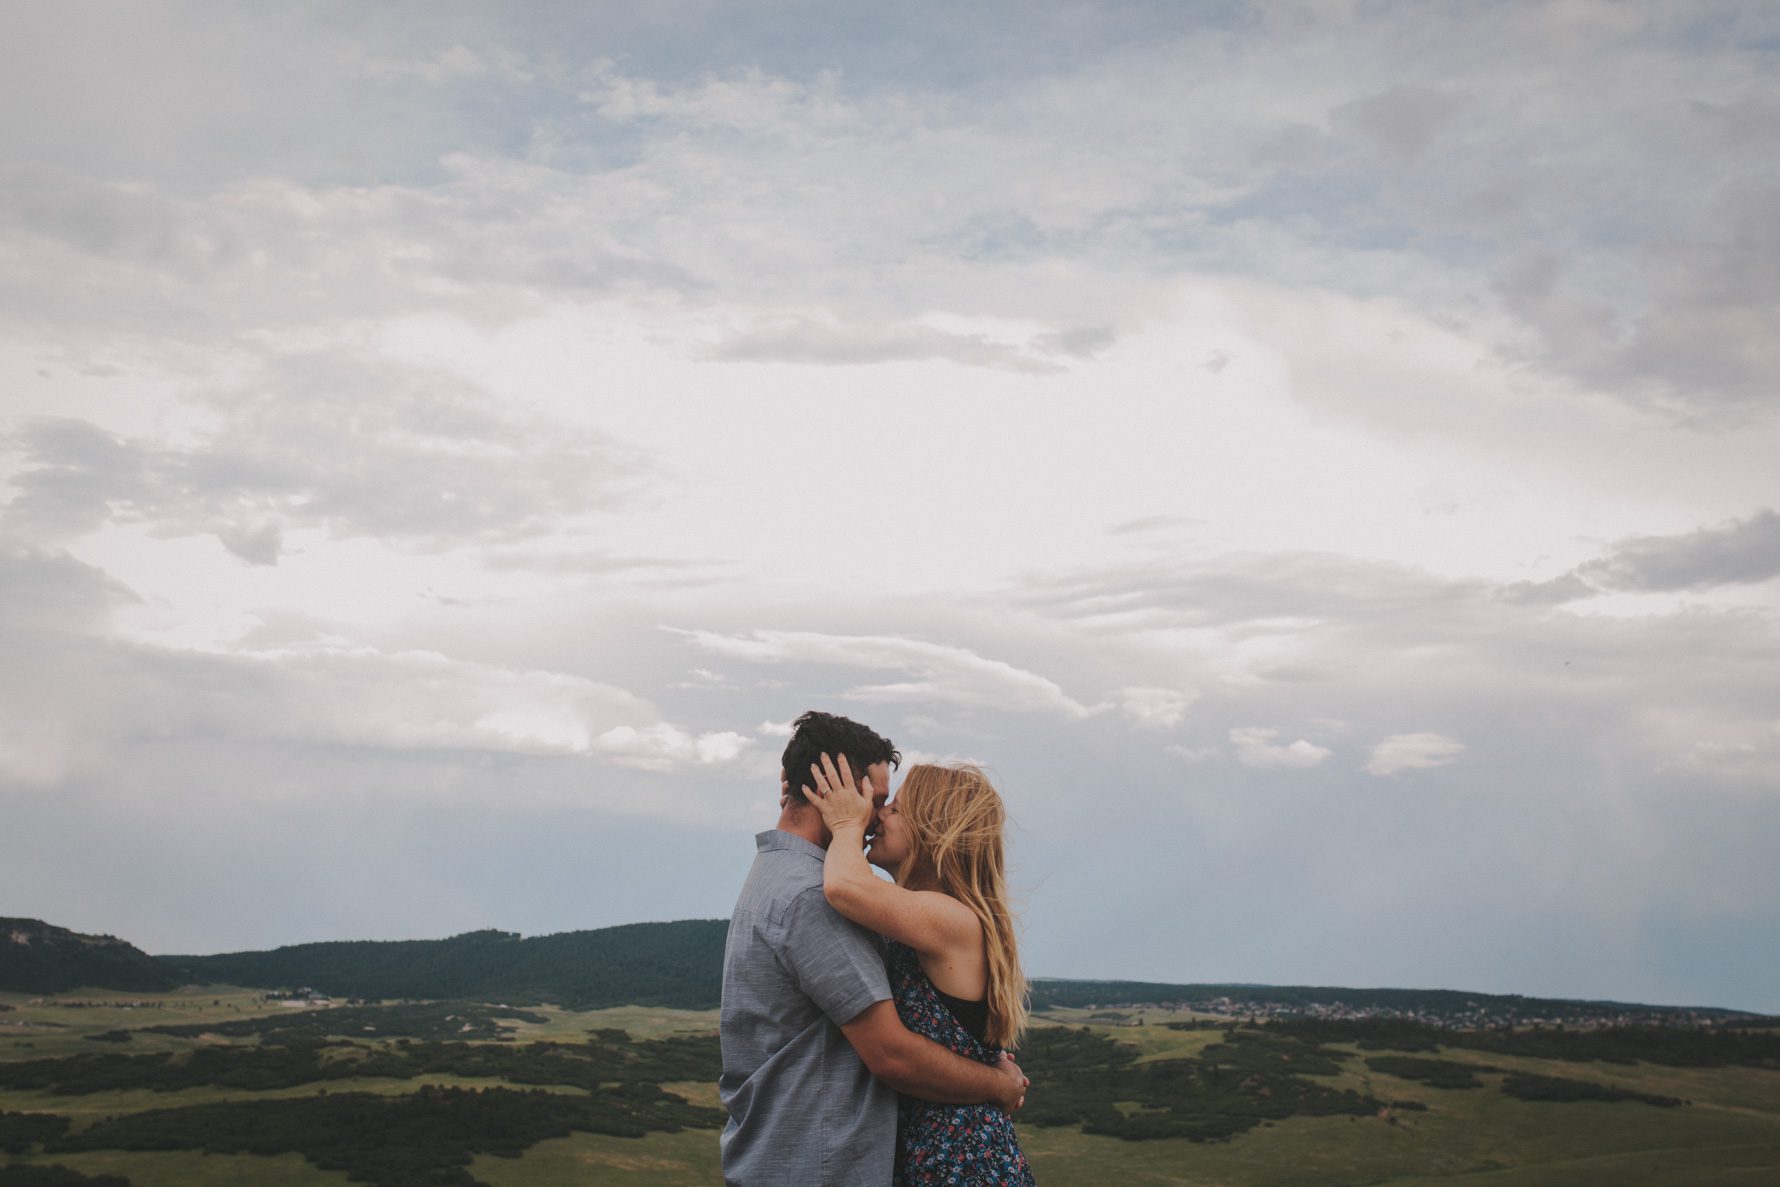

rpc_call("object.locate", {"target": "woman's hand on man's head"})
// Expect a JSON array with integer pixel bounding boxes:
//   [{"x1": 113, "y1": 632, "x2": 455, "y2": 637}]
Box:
[{"x1": 802, "y1": 751, "x2": 876, "y2": 835}]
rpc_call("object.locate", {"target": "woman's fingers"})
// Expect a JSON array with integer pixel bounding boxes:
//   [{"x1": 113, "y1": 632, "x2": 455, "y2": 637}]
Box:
[
  {"x1": 802, "y1": 754, "x2": 875, "y2": 833},
  {"x1": 818, "y1": 751, "x2": 846, "y2": 793},
  {"x1": 818, "y1": 752, "x2": 862, "y2": 799}
]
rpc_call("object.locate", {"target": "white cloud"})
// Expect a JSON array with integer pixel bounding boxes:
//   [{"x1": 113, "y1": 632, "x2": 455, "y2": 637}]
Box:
[
  {"x1": 1641, "y1": 709, "x2": 1780, "y2": 787},
  {"x1": 581, "y1": 66, "x2": 856, "y2": 133},
  {"x1": 1365, "y1": 732, "x2": 1466, "y2": 776},
  {"x1": 1119, "y1": 686, "x2": 1198, "y2": 730},
  {"x1": 1229, "y1": 727, "x2": 1332, "y2": 770},
  {"x1": 0, "y1": 619, "x2": 758, "y2": 784},
  {"x1": 701, "y1": 315, "x2": 1072, "y2": 373},
  {"x1": 195, "y1": 645, "x2": 648, "y2": 758},
  {"x1": 670, "y1": 666, "x2": 737, "y2": 690},
  {"x1": 354, "y1": 45, "x2": 533, "y2": 87},
  {"x1": 591, "y1": 724, "x2": 755, "y2": 773},
  {"x1": 672, "y1": 628, "x2": 1107, "y2": 718}
]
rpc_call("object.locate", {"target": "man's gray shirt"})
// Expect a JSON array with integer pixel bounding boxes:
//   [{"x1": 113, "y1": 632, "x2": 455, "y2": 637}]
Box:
[{"x1": 719, "y1": 829, "x2": 896, "y2": 1186}]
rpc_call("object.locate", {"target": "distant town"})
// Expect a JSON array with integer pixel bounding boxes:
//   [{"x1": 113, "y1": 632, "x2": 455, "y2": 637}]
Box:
[
  {"x1": 1027, "y1": 975, "x2": 1774, "y2": 1031},
  {"x1": 1059, "y1": 993, "x2": 1769, "y2": 1031}
]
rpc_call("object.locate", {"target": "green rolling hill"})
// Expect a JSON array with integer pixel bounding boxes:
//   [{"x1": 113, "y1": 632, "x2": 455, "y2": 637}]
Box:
[
  {"x1": 0, "y1": 921, "x2": 178, "y2": 996},
  {"x1": 154, "y1": 921, "x2": 727, "y2": 1010}
]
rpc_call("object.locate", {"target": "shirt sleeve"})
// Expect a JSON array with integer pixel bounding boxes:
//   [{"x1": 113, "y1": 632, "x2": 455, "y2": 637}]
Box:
[{"x1": 778, "y1": 885, "x2": 893, "y2": 1026}]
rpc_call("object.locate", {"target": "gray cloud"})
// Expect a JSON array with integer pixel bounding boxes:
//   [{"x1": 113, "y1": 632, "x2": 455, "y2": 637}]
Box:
[
  {"x1": 2, "y1": 3, "x2": 1774, "y2": 429},
  {"x1": 1502, "y1": 509, "x2": 1780, "y2": 604},
  {"x1": 0, "y1": 546, "x2": 141, "y2": 786},
  {"x1": 0, "y1": 542, "x2": 137, "y2": 632},
  {"x1": 3, "y1": 354, "x2": 644, "y2": 557},
  {"x1": 1579, "y1": 509, "x2": 1780, "y2": 592},
  {"x1": 0, "y1": 164, "x2": 232, "y2": 273},
  {"x1": 0, "y1": 162, "x2": 704, "y2": 347},
  {"x1": 1497, "y1": 571, "x2": 1598, "y2": 607},
  {"x1": 1331, "y1": 85, "x2": 1472, "y2": 164},
  {"x1": 1497, "y1": 186, "x2": 1780, "y2": 422},
  {"x1": 1018, "y1": 549, "x2": 1480, "y2": 634}
]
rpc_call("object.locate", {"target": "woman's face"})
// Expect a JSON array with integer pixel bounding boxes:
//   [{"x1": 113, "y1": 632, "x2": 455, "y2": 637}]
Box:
[{"x1": 866, "y1": 792, "x2": 913, "y2": 873}]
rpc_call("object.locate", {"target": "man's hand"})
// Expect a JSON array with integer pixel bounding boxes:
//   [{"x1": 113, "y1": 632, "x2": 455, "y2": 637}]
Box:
[
  {"x1": 842, "y1": 1002, "x2": 1031, "y2": 1110},
  {"x1": 992, "y1": 1052, "x2": 1029, "y2": 1113}
]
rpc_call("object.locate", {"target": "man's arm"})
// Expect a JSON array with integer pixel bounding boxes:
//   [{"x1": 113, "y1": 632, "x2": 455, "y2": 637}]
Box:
[{"x1": 841, "y1": 1001, "x2": 1027, "y2": 1111}]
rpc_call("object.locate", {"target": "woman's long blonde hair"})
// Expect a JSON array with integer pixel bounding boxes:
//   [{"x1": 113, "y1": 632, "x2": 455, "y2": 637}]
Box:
[{"x1": 892, "y1": 763, "x2": 1027, "y2": 1049}]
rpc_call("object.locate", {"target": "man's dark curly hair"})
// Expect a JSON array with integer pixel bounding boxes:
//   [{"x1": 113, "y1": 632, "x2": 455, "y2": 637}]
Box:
[{"x1": 781, "y1": 710, "x2": 901, "y2": 806}]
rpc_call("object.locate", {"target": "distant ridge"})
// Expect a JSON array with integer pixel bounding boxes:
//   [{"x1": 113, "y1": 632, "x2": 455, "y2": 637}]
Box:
[
  {"x1": 1025, "y1": 978, "x2": 1752, "y2": 1021},
  {"x1": 5, "y1": 916, "x2": 1764, "y2": 1019},
  {"x1": 157, "y1": 919, "x2": 728, "y2": 1010},
  {"x1": 0, "y1": 917, "x2": 180, "y2": 994}
]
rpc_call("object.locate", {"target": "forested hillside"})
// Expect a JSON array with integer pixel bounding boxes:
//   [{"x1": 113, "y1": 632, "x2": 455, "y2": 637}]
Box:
[
  {"x1": 0, "y1": 922, "x2": 178, "y2": 995},
  {"x1": 156, "y1": 920, "x2": 727, "y2": 1009}
]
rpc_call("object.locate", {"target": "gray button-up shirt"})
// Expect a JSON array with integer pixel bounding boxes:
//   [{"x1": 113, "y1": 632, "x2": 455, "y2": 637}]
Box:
[{"x1": 719, "y1": 829, "x2": 896, "y2": 1186}]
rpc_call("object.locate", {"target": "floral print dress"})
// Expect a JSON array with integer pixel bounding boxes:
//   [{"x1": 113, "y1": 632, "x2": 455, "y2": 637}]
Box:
[{"x1": 886, "y1": 938, "x2": 1036, "y2": 1186}]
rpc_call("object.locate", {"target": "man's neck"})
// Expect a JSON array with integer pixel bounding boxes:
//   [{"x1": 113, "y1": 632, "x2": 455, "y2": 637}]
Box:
[{"x1": 776, "y1": 803, "x2": 829, "y2": 849}]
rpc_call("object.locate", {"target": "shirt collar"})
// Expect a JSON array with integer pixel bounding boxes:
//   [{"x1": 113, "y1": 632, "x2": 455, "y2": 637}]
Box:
[{"x1": 755, "y1": 828, "x2": 828, "y2": 862}]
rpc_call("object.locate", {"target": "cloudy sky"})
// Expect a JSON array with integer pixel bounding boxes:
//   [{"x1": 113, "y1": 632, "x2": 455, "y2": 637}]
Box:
[{"x1": 3, "y1": 1, "x2": 1778, "y2": 1012}]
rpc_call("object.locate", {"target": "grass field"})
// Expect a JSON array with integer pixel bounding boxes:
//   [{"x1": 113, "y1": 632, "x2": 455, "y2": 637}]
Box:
[{"x1": 3, "y1": 991, "x2": 1778, "y2": 1185}]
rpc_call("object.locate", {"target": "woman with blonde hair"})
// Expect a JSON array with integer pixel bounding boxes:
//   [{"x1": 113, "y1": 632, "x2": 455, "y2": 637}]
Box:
[{"x1": 802, "y1": 753, "x2": 1035, "y2": 1186}]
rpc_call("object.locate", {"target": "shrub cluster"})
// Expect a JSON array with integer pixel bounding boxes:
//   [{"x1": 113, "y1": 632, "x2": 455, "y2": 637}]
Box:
[
  {"x1": 1363, "y1": 1055, "x2": 1492, "y2": 1090},
  {"x1": 51, "y1": 1083, "x2": 720, "y2": 1187},
  {"x1": 0, "y1": 1166, "x2": 131, "y2": 1187},
  {"x1": 0, "y1": 1032, "x2": 719, "y2": 1096},
  {"x1": 1498, "y1": 1072, "x2": 1684, "y2": 1107},
  {"x1": 1017, "y1": 1026, "x2": 1382, "y2": 1142},
  {"x1": 1, "y1": 1111, "x2": 72, "y2": 1155},
  {"x1": 144, "y1": 1000, "x2": 547, "y2": 1044}
]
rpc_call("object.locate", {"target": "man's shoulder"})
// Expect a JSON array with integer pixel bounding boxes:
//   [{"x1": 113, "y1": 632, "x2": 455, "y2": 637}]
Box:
[
  {"x1": 729, "y1": 846, "x2": 820, "y2": 936},
  {"x1": 741, "y1": 840, "x2": 823, "y2": 895}
]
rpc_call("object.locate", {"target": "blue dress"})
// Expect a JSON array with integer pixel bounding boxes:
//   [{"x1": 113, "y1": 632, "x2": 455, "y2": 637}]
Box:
[{"x1": 886, "y1": 938, "x2": 1036, "y2": 1186}]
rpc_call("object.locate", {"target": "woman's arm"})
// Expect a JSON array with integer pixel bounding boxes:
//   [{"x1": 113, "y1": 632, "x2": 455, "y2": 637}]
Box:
[{"x1": 804, "y1": 754, "x2": 979, "y2": 961}]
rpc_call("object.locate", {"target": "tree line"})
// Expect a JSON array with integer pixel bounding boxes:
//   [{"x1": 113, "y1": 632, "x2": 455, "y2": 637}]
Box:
[
  {"x1": 157, "y1": 920, "x2": 728, "y2": 1009},
  {"x1": 1269, "y1": 1018, "x2": 1780, "y2": 1069}
]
